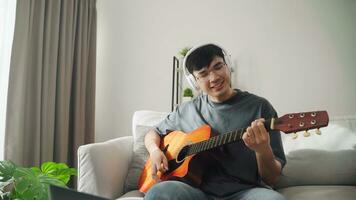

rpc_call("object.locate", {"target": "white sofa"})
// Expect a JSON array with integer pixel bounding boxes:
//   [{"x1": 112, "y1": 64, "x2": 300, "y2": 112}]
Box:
[{"x1": 78, "y1": 110, "x2": 356, "y2": 200}]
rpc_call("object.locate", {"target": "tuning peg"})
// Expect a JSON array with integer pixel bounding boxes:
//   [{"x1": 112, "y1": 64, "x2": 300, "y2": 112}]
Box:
[
  {"x1": 315, "y1": 128, "x2": 322, "y2": 135},
  {"x1": 292, "y1": 132, "x2": 298, "y2": 139},
  {"x1": 303, "y1": 130, "x2": 311, "y2": 137}
]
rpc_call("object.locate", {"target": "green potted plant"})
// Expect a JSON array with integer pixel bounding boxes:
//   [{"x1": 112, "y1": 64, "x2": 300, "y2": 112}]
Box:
[
  {"x1": 178, "y1": 47, "x2": 191, "y2": 58},
  {"x1": 182, "y1": 87, "x2": 194, "y2": 102},
  {"x1": 0, "y1": 160, "x2": 77, "y2": 200}
]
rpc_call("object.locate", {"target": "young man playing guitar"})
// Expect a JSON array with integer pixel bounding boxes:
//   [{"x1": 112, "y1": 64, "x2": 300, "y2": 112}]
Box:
[{"x1": 143, "y1": 43, "x2": 286, "y2": 200}]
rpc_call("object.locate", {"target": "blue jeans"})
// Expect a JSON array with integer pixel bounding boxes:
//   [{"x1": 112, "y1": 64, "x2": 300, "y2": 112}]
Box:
[{"x1": 144, "y1": 181, "x2": 286, "y2": 200}]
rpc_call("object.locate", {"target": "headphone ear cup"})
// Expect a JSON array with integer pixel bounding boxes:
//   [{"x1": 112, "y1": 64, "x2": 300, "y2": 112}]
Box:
[
  {"x1": 187, "y1": 74, "x2": 200, "y2": 91},
  {"x1": 224, "y1": 53, "x2": 233, "y2": 73}
]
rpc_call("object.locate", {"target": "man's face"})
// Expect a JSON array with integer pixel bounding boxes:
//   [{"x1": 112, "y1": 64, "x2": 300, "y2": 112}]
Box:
[{"x1": 193, "y1": 56, "x2": 233, "y2": 102}]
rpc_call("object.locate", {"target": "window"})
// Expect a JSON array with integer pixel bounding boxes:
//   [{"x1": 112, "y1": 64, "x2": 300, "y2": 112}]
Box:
[{"x1": 0, "y1": 0, "x2": 17, "y2": 160}]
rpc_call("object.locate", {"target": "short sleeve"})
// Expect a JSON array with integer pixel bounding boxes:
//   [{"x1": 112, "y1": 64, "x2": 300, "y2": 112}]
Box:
[
  {"x1": 154, "y1": 109, "x2": 179, "y2": 137},
  {"x1": 262, "y1": 100, "x2": 287, "y2": 168}
]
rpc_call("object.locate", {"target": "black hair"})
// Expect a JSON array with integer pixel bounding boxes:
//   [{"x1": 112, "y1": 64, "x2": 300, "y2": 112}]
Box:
[{"x1": 185, "y1": 44, "x2": 225, "y2": 74}]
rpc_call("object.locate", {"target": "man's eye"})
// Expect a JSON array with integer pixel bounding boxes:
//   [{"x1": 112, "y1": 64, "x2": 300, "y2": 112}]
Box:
[
  {"x1": 214, "y1": 63, "x2": 224, "y2": 70},
  {"x1": 199, "y1": 73, "x2": 208, "y2": 78}
]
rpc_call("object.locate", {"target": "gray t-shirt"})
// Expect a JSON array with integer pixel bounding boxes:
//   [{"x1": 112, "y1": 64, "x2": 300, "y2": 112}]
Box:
[{"x1": 155, "y1": 89, "x2": 286, "y2": 197}]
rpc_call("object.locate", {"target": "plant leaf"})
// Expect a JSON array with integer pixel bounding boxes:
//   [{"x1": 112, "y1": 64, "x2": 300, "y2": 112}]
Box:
[
  {"x1": 51, "y1": 168, "x2": 77, "y2": 184},
  {"x1": 13, "y1": 167, "x2": 36, "y2": 180},
  {"x1": 0, "y1": 161, "x2": 16, "y2": 182},
  {"x1": 31, "y1": 167, "x2": 41, "y2": 174},
  {"x1": 2, "y1": 161, "x2": 77, "y2": 200},
  {"x1": 40, "y1": 162, "x2": 77, "y2": 184},
  {"x1": 38, "y1": 174, "x2": 66, "y2": 187},
  {"x1": 40, "y1": 162, "x2": 58, "y2": 174},
  {"x1": 13, "y1": 168, "x2": 64, "y2": 200},
  {"x1": 0, "y1": 191, "x2": 11, "y2": 200}
]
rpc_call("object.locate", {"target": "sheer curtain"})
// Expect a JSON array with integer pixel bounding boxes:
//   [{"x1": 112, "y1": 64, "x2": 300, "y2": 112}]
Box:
[{"x1": 0, "y1": 0, "x2": 17, "y2": 160}]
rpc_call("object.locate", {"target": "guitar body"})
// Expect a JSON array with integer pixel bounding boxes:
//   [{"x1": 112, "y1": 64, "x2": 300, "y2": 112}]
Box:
[{"x1": 138, "y1": 125, "x2": 211, "y2": 193}]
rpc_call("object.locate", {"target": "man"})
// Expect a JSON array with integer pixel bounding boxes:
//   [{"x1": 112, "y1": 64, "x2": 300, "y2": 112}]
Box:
[{"x1": 144, "y1": 44, "x2": 286, "y2": 200}]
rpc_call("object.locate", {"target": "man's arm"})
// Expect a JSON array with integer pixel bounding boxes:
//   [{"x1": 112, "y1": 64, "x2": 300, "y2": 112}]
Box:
[
  {"x1": 242, "y1": 119, "x2": 282, "y2": 186},
  {"x1": 255, "y1": 145, "x2": 282, "y2": 185},
  {"x1": 145, "y1": 129, "x2": 162, "y2": 154},
  {"x1": 144, "y1": 129, "x2": 169, "y2": 181}
]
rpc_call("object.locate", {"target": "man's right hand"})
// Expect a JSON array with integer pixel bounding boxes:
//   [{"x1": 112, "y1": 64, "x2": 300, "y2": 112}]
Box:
[
  {"x1": 144, "y1": 129, "x2": 169, "y2": 182},
  {"x1": 149, "y1": 147, "x2": 169, "y2": 182}
]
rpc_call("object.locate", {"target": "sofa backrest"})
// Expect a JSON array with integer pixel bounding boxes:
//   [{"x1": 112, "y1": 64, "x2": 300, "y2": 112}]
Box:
[
  {"x1": 276, "y1": 116, "x2": 356, "y2": 188},
  {"x1": 132, "y1": 110, "x2": 168, "y2": 141}
]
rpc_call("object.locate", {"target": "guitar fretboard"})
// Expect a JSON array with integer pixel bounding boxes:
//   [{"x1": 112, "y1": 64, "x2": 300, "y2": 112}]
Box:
[{"x1": 186, "y1": 119, "x2": 272, "y2": 156}]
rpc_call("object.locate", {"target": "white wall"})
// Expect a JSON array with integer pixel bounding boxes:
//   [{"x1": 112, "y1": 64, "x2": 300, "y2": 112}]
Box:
[{"x1": 96, "y1": 0, "x2": 356, "y2": 142}]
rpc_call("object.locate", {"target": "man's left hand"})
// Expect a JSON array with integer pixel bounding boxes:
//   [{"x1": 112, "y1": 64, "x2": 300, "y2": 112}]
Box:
[{"x1": 242, "y1": 118, "x2": 271, "y2": 154}]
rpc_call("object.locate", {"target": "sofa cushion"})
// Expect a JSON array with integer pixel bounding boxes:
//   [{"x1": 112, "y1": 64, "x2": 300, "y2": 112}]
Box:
[
  {"x1": 276, "y1": 148, "x2": 356, "y2": 188},
  {"x1": 277, "y1": 185, "x2": 356, "y2": 200},
  {"x1": 132, "y1": 110, "x2": 168, "y2": 140},
  {"x1": 277, "y1": 123, "x2": 356, "y2": 188},
  {"x1": 123, "y1": 111, "x2": 168, "y2": 193},
  {"x1": 124, "y1": 125, "x2": 152, "y2": 193}
]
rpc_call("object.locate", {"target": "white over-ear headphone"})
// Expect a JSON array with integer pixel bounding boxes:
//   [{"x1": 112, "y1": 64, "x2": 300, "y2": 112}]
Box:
[{"x1": 182, "y1": 43, "x2": 233, "y2": 91}]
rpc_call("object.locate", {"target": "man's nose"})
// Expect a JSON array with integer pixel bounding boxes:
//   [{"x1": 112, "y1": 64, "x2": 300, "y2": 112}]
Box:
[{"x1": 208, "y1": 71, "x2": 219, "y2": 82}]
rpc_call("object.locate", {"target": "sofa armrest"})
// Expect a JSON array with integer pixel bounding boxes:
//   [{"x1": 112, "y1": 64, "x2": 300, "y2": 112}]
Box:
[{"x1": 77, "y1": 136, "x2": 133, "y2": 199}]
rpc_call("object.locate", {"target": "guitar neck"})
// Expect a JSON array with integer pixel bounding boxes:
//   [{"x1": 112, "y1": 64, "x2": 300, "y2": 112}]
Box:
[{"x1": 186, "y1": 119, "x2": 273, "y2": 156}]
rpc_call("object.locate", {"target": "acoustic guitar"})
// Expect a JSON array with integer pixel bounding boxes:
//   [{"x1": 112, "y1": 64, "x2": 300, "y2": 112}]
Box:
[{"x1": 138, "y1": 111, "x2": 329, "y2": 192}]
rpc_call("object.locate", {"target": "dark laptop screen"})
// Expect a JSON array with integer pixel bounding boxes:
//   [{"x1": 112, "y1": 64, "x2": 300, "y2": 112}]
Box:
[{"x1": 49, "y1": 185, "x2": 111, "y2": 200}]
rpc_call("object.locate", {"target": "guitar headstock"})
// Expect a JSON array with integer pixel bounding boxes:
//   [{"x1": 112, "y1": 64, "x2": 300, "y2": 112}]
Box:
[{"x1": 272, "y1": 111, "x2": 329, "y2": 134}]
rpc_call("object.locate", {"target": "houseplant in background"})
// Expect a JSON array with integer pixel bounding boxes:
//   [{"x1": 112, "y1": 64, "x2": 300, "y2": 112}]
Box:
[
  {"x1": 0, "y1": 160, "x2": 77, "y2": 200},
  {"x1": 178, "y1": 47, "x2": 191, "y2": 58},
  {"x1": 182, "y1": 87, "x2": 194, "y2": 102}
]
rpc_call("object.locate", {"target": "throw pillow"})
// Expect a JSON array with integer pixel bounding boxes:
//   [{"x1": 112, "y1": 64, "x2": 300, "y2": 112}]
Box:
[
  {"x1": 124, "y1": 125, "x2": 153, "y2": 193},
  {"x1": 276, "y1": 123, "x2": 356, "y2": 188}
]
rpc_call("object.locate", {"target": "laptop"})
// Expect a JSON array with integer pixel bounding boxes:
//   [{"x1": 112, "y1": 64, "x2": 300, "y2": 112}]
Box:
[{"x1": 49, "y1": 185, "x2": 111, "y2": 200}]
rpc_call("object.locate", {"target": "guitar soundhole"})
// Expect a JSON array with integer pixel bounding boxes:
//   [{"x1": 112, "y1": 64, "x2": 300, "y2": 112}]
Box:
[{"x1": 176, "y1": 146, "x2": 189, "y2": 163}]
